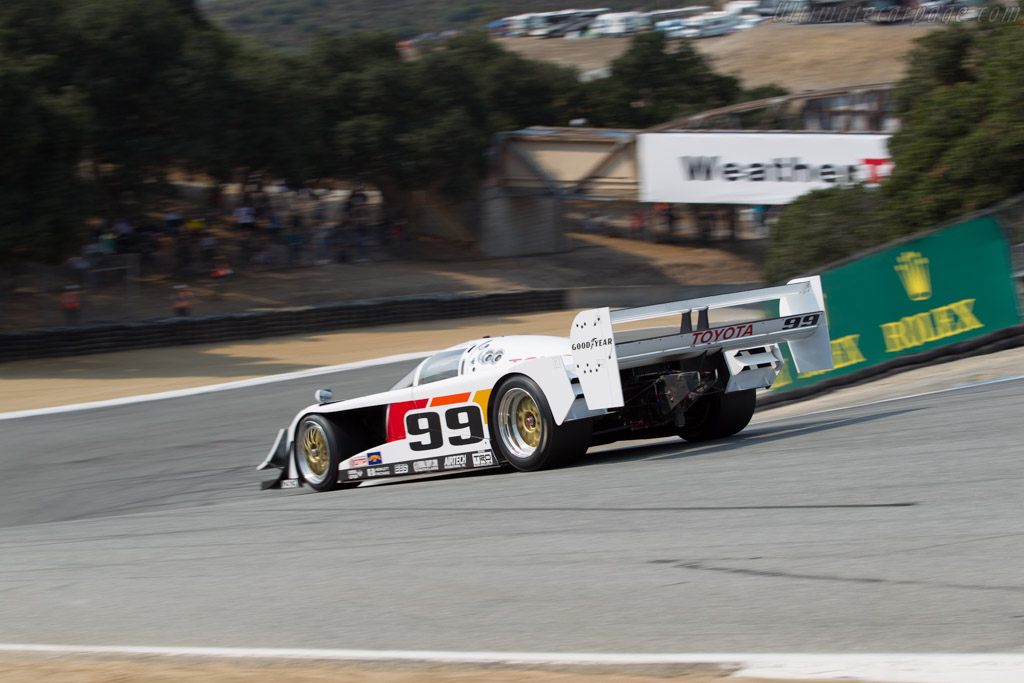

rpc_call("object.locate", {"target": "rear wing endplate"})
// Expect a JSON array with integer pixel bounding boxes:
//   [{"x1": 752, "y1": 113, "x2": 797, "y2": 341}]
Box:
[{"x1": 569, "y1": 276, "x2": 832, "y2": 410}]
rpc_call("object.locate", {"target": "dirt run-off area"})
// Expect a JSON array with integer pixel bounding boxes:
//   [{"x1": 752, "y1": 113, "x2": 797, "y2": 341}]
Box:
[
  {"x1": 498, "y1": 21, "x2": 939, "y2": 92},
  {"x1": 0, "y1": 656, "x2": 898, "y2": 683}
]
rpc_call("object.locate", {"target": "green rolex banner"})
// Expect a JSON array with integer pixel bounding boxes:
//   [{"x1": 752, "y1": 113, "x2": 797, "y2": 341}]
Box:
[{"x1": 770, "y1": 215, "x2": 1022, "y2": 394}]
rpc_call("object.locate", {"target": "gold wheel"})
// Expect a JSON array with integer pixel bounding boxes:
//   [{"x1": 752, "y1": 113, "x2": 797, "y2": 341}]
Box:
[
  {"x1": 515, "y1": 395, "x2": 541, "y2": 449},
  {"x1": 296, "y1": 415, "x2": 368, "y2": 492},
  {"x1": 498, "y1": 387, "x2": 545, "y2": 460},
  {"x1": 303, "y1": 424, "x2": 329, "y2": 477},
  {"x1": 492, "y1": 377, "x2": 590, "y2": 473},
  {"x1": 298, "y1": 418, "x2": 334, "y2": 486}
]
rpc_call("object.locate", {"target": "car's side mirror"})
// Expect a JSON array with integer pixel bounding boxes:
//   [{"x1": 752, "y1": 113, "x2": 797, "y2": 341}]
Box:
[{"x1": 315, "y1": 389, "x2": 333, "y2": 404}]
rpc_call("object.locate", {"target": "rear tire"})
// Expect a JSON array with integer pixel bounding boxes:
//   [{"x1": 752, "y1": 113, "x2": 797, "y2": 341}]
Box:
[
  {"x1": 490, "y1": 376, "x2": 592, "y2": 472},
  {"x1": 296, "y1": 415, "x2": 368, "y2": 492},
  {"x1": 677, "y1": 389, "x2": 756, "y2": 443}
]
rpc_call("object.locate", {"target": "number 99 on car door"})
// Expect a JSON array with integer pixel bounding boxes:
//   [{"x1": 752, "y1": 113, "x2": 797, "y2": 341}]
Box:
[{"x1": 404, "y1": 404, "x2": 486, "y2": 452}]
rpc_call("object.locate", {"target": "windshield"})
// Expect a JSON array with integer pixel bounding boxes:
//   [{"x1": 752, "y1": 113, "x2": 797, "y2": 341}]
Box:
[{"x1": 415, "y1": 347, "x2": 465, "y2": 386}]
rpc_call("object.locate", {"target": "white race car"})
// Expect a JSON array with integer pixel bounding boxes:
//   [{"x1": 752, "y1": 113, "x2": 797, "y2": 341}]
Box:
[{"x1": 259, "y1": 277, "x2": 832, "y2": 491}]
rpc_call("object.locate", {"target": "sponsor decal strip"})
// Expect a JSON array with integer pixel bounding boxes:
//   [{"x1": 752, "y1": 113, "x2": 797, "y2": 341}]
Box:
[
  {"x1": 0, "y1": 645, "x2": 1019, "y2": 682},
  {"x1": 617, "y1": 313, "x2": 822, "y2": 358},
  {"x1": 341, "y1": 450, "x2": 497, "y2": 482}
]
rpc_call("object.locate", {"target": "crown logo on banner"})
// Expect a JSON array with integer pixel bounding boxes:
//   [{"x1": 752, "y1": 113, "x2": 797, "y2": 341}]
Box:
[{"x1": 894, "y1": 251, "x2": 932, "y2": 301}]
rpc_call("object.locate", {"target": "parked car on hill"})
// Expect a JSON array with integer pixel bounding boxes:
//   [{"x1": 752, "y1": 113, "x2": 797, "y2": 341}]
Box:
[
  {"x1": 666, "y1": 12, "x2": 742, "y2": 39},
  {"x1": 588, "y1": 11, "x2": 653, "y2": 36}
]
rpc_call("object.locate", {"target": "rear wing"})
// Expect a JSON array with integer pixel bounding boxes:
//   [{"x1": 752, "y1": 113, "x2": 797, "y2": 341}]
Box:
[{"x1": 570, "y1": 276, "x2": 832, "y2": 409}]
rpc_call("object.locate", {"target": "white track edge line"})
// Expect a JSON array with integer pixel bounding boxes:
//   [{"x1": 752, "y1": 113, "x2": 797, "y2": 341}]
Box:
[
  {"x1": 0, "y1": 351, "x2": 436, "y2": 421},
  {"x1": 1, "y1": 645, "x2": 1023, "y2": 682}
]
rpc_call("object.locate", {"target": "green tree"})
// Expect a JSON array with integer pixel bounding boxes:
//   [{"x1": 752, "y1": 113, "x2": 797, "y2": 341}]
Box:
[
  {"x1": 763, "y1": 185, "x2": 890, "y2": 284},
  {"x1": 766, "y1": 21, "x2": 1024, "y2": 283},
  {"x1": 883, "y1": 20, "x2": 1024, "y2": 229},
  {"x1": 446, "y1": 31, "x2": 577, "y2": 132},
  {"x1": 0, "y1": 59, "x2": 90, "y2": 263},
  {"x1": 0, "y1": 0, "x2": 314, "y2": 258},
  {"x1": 308, "y1": 30, "x2": 578, "y2": 204},
  {"x1": 62, "y1": 0, "x2": 206, "y2": 205},
  {"x1": 0, "y1": 1, "x2": 72, "y2": 62},
  {"x1": 163, "y1": 28, "x2": 247, "y2": 183},
  {"x1": 306, "y1": 32, "x2": 416, "y2": 190},
  {"x1": 575, "y1": 32, "x2": 740, "y2": 128},
  {"x1": 225, "y1": 40, "x2": 320, "y2": 184}
]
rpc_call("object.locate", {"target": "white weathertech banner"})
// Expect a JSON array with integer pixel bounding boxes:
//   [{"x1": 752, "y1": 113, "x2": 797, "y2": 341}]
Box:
[{"x1": 638, "y1": 132, "x2": 892, "y2": 205}]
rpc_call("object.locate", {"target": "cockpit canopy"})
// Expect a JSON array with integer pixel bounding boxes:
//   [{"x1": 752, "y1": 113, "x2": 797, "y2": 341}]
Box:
[
  {"x1": 416, "y1": 346, "x2": 464, "y2": 385},
  {"x1": 389, "y1": 344, "x2": 471, "y2": 391},
  {"x1": 389, "y1": 335, "x2": 570, "y2": 391}
]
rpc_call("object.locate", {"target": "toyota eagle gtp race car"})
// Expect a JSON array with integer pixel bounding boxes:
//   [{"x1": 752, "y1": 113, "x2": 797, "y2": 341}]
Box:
[{"x1": 259, "y1": 277, "x2": 832, "y2": 491}]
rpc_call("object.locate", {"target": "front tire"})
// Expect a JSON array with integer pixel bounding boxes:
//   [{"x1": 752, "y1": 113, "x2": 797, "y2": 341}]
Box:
[
  {"x1": 490, "y1": 376, "x2": 591, "y2": 472},
  {"x1": 677, "y1": 389, "x2": 756, "y2": 443},
  {"x1": 296, "y1": 415, "x2": 367, "y2": 492}
]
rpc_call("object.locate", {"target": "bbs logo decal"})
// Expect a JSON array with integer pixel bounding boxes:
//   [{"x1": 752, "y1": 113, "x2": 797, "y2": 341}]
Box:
[
  {"x1": 443, "y1": 455, "x2": 467, "y2": 469},
  {"x1": 404, "y1": 453, "x2": 498, "y2": 475}
]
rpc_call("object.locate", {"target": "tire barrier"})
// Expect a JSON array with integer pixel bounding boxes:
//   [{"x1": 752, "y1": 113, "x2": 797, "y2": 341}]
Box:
[{"x1": 0, "y1": 289, "x2": 567, "y2": 362}]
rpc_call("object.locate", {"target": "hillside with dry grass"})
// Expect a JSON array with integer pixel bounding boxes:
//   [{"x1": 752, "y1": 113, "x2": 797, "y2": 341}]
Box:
[{"x1": 498, "y1": 21, "x2": 940, "y2": 92}]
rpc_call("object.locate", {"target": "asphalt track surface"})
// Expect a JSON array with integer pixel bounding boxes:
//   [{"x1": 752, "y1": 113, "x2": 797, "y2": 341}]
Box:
[{"x1": 1, "y1": 362, "x2": 1023, "y2": 655}]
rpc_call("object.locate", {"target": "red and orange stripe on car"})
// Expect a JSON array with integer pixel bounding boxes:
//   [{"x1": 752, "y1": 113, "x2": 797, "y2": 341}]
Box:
[{"x1": 386, "y1": 390, "x2": 492, "y2": 442}]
